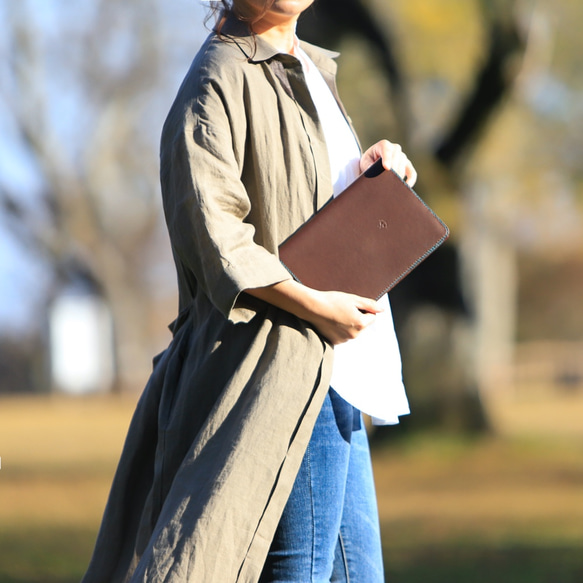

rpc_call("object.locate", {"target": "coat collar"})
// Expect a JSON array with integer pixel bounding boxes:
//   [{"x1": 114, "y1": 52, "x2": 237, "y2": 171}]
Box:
[{"x1": 218, "y1": 13, "x2": 339, "y2": 72}]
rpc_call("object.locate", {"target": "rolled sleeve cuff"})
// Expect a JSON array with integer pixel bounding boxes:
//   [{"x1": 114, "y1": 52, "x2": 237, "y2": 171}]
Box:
[{"x1": 213, "y1": 251, "x2": 293, "y2": 324}]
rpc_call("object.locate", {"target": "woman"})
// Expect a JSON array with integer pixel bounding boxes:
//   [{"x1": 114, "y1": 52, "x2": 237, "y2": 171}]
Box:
[{"x1": 82, "y1": 1, "x2": 416, "y2": 582}]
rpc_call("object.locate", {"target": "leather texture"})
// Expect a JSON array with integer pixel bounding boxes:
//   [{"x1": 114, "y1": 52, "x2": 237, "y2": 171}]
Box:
[{"x1": 278, "y1": 159, "x2": 449, "y2": 299}]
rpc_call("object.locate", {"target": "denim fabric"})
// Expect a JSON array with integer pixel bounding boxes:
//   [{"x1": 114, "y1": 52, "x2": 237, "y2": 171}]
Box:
[{"x1": 259, "y1": 388, "x2": 384, "y2": 583}]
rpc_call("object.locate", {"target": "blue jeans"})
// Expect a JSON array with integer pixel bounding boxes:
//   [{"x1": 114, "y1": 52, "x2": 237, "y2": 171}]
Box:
[{"x1": 259, "y1": 388, "x2": 384, "y2": 582}]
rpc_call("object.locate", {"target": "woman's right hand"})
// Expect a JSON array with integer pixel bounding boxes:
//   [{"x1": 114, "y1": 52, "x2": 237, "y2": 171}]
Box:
[
  {"x1": 302, "y1": 289, "x2": 381, "y2": 344},
  {"x1": 245, "y1": 280, "x2": 382, "y2": 345}
]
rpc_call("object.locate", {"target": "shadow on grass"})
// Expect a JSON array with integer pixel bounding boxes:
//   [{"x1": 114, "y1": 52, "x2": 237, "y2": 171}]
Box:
[
  {"x1": 0, "y1": 527, "x2": 96, "y2": 583},
  {"x1": 1, "y1": 527, "x2": 583, "y2": 582}
]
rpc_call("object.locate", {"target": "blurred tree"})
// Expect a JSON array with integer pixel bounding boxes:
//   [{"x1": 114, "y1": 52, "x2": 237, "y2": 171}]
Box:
[
  {"x1": 299, "y1": 0, "x2": 529, "y2": 432},
  {"x1": 1, "y1": 0, "x2": 580, "y2": 417},
  {"x1": 0, "y1": 0, "x2": 194, "y2": 390}
]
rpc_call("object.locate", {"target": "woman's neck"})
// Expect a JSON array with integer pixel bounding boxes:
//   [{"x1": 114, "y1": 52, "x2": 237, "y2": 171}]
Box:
[{"x1": 252, "y1": 19, "x2": 298, "y2": 54}]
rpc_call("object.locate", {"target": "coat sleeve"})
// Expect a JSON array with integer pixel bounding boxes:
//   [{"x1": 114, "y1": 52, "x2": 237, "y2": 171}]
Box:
[{"x1": 160, "y1": 64, "x2": 293, "y2": 324}]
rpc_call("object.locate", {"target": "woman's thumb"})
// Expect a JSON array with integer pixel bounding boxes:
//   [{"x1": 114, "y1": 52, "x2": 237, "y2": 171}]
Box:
[{"x1": 356, "y1": 296, "x2": 384, "y2": 315}]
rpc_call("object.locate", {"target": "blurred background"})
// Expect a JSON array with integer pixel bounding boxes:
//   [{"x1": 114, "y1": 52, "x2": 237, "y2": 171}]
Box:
[{"x1": 1, "y1": 0, "x2": 582, "y2": 581}]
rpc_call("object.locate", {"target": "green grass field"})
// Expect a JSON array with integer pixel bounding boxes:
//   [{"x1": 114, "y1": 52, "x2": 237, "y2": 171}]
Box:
[{"x1": 1, "y1": 392, "x2": 583, "y2": 582}]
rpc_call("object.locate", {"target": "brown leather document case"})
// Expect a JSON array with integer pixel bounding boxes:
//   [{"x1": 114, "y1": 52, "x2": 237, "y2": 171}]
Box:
[{"x1": 278, "y1": 159, "x2": 449, "y2": 299}]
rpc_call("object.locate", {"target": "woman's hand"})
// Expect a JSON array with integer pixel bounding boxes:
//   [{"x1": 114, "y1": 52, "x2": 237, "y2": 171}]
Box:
[
  {"x1": 302, "y1": 289, "x2": 382, "y2": 345},
  {"x1": 360, "y1": 139, "x2": 417, "y2": 187},
  {"x1": 246, "y1": 280, "x2": 382, "y2": 345}
]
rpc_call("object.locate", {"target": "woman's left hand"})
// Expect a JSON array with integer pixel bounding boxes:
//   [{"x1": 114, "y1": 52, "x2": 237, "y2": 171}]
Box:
[{"x1": 360, "y1": 140, "x2": 417, "y2": 187}]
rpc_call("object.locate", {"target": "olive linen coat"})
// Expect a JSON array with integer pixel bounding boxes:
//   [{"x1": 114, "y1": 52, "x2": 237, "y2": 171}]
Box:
[{"x1": 82, "y1": 19, "x2": 359, "y2": 583}]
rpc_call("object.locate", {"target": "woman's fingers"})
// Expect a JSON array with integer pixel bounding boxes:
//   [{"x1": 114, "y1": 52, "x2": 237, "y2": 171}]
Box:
[
  {"x1": 403, "y1": 159, "x2": 418, "y2": 186},
  {"x1": 360, "y1": 139, "x2": 418, "y2": 187}
]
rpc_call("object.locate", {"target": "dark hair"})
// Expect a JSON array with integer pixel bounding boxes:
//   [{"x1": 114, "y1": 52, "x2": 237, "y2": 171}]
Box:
[{"x1": 208, "y1": 1, "x2": 275, "y2": 35}]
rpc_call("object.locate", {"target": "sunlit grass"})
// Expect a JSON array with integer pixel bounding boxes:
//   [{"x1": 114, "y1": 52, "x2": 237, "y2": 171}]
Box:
[
  {"x1": 374, "y1": 432, "x2": 583, "y2": 546},
  {"x1": 1, "y1": 392, "x2": 583, "y2": 582},
  {"x1": 0, "y1": 394, "x2": 137, "y2": 583}
]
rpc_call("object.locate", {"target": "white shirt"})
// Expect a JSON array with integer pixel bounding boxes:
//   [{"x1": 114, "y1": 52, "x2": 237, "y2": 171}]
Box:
[{"x1": 295, "y1": 43, "x2": 410, "y2": 425}]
